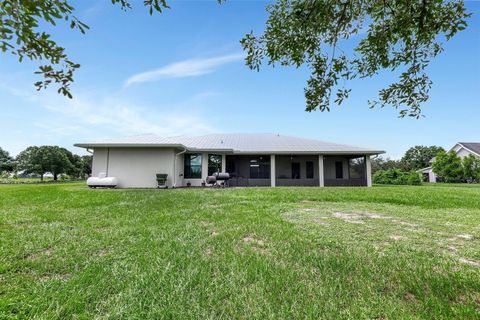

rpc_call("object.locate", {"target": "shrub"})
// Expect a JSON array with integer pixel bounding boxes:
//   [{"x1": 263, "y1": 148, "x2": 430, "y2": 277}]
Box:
[
  {"x1": 432, "y1": 150, "x2": 464, "y2": 183},
  {"x1": 373, "y1": 169, "x2": 422, "y2": 185}
]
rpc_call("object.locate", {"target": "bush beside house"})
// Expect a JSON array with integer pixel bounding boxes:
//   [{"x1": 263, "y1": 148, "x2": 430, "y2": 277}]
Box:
[
  {"x1": 432, "y1": 151, "x2": 480, "y2": 183},
  {"x1": 373, "y1": 169, "x2": 422, "y2": 185}
]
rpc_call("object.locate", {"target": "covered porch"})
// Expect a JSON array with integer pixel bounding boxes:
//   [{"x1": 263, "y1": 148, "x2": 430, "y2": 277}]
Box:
[{"x1": 225, "y1": 154, "x2": 371, "y2": 187}]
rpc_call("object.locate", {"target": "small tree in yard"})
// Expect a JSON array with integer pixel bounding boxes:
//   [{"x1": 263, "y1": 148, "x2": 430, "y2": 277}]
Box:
[
  {"x1": 81, "y1": 155, "x2": 93, "y2": 178},
  {"x1": 432, "y1": 150, "x2": 463, "y2": 183},
  {"x1": 371, "y1": 156, "x2": 405, "y2": 174},
  {"x1": 401, "y1": 146, "x2": 445, "y2": 171},
  {"x1": 0, "y1": 147, "x2": 15, "y2": 172},
  {"x1": 462, "y1": 155, "x2": 480, "y2": 183},
  {"x1": 16, "y1": 146, "x2": 72, "y2": 181}
]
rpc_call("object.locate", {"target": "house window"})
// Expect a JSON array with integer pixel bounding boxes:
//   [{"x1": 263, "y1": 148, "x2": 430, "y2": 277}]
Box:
[
  {"x1": 335, "y1": 161, "x2": 343, "y2": 179},
  {"x1": 349, "y1": 157, "x2": 365, "y2": 179},
  {"x1": 249, "y1": 156, "x2": 270, "y2": 179},
  {"x1": 291, "y1": 162, "x2": 300, "y2": 179},
  {"x1": 184, "y1": 154, "x2": 202, "y2": 179},
  {"x1": 306, "y1": 161, "x2": 314, "y2": 179},
  {"x1": 208, "y1": 154, "x2": 222, "y2": 176}
]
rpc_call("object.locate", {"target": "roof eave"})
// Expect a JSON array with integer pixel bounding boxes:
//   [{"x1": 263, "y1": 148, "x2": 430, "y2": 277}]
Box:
[{"x1": 74, "y1": 143, "x2": 187, "y2": 149}]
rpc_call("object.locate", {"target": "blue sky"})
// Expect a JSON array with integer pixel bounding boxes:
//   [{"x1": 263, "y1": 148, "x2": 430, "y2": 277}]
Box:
[{"x1": 0, "y1": 0, "x2": 478, "y2": 158}]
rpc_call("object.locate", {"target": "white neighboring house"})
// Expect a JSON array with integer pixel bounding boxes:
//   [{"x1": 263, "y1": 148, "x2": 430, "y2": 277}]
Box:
[
  {"x1": 418, "y1": 142, "x2": 480, "y2": 183},
  {"x1": 75, "y1": 133, "x2": 384, "y2": 188}
]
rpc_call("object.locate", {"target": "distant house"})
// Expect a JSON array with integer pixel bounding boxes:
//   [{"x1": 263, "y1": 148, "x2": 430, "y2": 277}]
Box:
[
  {"x1": 419, "y1": 142, "x2": 480, "y2": 182},
  {"x1": 75, "y1": 133, "x2": 384, "y2": 188}
]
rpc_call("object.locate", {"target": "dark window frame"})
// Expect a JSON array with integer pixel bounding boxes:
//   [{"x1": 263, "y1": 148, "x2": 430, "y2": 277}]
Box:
[
  {"x1": 348, "y1": 157, "x2": 366, "y2": 179},
  {"x1": 335, "y1": 161, "x2": 343, "y2": 179},
  {"x1": 291, "y1": 162, "x2": 301, "y2": 179},
  {"x1": 207, "y1": 154, "x2": 222, "y2": 176},
  {"x1": 184, "y1": 154, "x2": 202, "y2": 179},
  {"x1": 306, "y1": 161, "x2": 314, "y2": 179}
]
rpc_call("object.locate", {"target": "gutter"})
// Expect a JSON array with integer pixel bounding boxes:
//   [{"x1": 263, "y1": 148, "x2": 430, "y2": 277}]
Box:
[{"x1": 173, "y1": 148, "x2": 187, "y2": 188}]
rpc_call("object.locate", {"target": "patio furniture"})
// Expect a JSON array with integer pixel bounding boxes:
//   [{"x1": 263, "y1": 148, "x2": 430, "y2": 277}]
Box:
[{"x1": 156, "y1": 174, "x2": 168, "y2": 189}]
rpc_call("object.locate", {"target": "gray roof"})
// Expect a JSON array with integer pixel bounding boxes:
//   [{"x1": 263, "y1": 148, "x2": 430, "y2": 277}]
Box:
[
  {"x1": 75, "y1": 133, "x2": 384, "y2": 155},
  {"x1": 459, "y1": 142, "x2": 480, "y2": 156}
]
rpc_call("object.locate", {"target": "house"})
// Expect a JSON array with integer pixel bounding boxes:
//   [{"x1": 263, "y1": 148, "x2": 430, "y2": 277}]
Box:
[
  {"x1": 74, "y1": 133, "x2": 384, "y2": 188},
  {"x1": 418, "y1": 142, "x2": 480, "y2": 182}
]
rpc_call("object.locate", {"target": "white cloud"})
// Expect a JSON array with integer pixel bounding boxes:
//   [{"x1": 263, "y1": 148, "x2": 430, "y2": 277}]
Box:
[
  {"x1": 0, "y1": 81, "x2": 216, "y2": 154},
  {"x1": 124, "y1": 53, "x2": 244, "y2": 86}
]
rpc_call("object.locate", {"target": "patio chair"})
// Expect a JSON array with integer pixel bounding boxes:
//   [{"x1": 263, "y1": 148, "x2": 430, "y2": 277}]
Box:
[{"x1": 156, "y1": 174, "x2": 168, "y2": 189}]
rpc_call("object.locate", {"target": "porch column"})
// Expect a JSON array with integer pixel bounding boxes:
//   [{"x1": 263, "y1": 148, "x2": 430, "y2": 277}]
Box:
[
  {"x1": 270, "y1": 154, "x2": 276, "y2": 187},
  {"x1": 201, "y1": 152, "x2": 209, "y2": 182},
  {"x1": 365, "y1": 155, "x2": 372, "y2": 187},
  {"x1": 318, "y1": 155, "x2": 324, "y2": 187},
  {"x1": 221, "y1": 154, "x2": 226, "y2": 173}
]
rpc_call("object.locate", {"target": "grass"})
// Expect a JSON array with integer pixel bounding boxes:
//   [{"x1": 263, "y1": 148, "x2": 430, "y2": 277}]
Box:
[{"x1": 0, "y1": 183, "x2": 479, "y2": 319}]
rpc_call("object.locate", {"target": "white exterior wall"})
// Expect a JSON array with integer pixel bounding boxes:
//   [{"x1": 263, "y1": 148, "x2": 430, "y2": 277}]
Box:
[
  {"x1": 92, "y1": 148, "x2": 109, "y2": 177},
  {"x1": 456, "y1": 147, "x2": 474, "y2": 159},
  {"x1": 92, "y1": 147, "x2": 175, "y2": 188}
]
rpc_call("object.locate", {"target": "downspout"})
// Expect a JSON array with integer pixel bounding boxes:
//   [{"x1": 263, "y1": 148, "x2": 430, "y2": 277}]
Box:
[
  {"x1": 106, "y1": 148, "x2": 110, "y2": 177},
  {"x1": 173, "y1": 148, "x2": 187, "y2": 188}
]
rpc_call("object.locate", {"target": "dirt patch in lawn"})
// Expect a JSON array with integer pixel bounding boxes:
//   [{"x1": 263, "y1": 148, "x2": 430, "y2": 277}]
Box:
[
  {"x1": 456, "y1": 234, "x2": 474, "y2": 240},
  {"x1": 390, "y1": 235, "x2": 408, "y2": 241},
  {"x1": 23, "y1": 247, "x2": 53, "y2": 260},
  {"x1": 458, "y1": 257, "x2": 480, "y2": 267},
  {"x1": 331, "y1": 211, "x2": 391, "y2": 224},
  {"x1": 243, "y1": 234, "x2": 265, "y2": 246}
]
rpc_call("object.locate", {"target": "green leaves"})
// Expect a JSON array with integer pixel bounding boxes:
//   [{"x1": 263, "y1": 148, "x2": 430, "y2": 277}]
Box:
[
  {"x1": 0, "y1": 0, "x2": 175, "y2": 99},
  {"x1": 242, "y1": 0, "x2": 471, "y2": 117}
]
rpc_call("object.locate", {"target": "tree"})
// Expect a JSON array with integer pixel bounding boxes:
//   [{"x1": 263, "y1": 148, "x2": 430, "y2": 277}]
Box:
[
  {"x1": 16, "y1": 146, "x2": 72, "y2": 180},
  {"x1": 462, "y1": 154, "x2": 480, "y2": 182},
  {"x1": 0, "y1": 1, "x2": 470, "y2": 118},
  {"x1": 16, "y1": 146, "x2": 44, "y2": 179},
  {"x1": 432, "y1": 150, "x2": 463, "y2": 183},
  {"x1": 80, "y1": 155, "x2": 93, "y2": 178},
  {"x1": 371, "y1": 156, "x2": 404, "y2": 174},
  {"x1": 401, "y1": 145, "x2": 445, "y2": 171},
  {"x1": 0, "y1": 147, "x2": 15, "y2": 172}
]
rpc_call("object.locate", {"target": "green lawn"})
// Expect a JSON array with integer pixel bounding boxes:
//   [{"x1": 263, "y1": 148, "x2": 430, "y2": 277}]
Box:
[{"x1": 1, "y1": 183, "x2": 479, "y2": 319}]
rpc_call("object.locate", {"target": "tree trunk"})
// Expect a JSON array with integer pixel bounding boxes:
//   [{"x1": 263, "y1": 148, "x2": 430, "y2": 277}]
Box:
[
  {"x1": 40, "y1": 173, "x2": 43, "y2": 181},
  {"x1": 53, "y1": 173, "x2": 58, "y2": 181}
]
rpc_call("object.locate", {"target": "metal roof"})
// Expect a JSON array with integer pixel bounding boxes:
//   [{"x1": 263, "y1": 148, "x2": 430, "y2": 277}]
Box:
[
  {"x1": 458, "y1": 142, "x2": 480, "y2": 156},
  {"x1": 75, "y1": 133, "x2": 384, "y2": 155}
]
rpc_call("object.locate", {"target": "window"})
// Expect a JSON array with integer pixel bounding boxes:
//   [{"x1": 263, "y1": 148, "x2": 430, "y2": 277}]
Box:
[
  {"x1": 249, "y1": 156, "x2": 270, "y2": 179},
  {"x1": 349, "y1": 157, "x2": 365, "y2": 179},
  {"x1": 291, "y1": 162, "x2": 300, "y2": 179},
  {"x1": 306, "y1": 161, "x2": 314, "y2": 179},
  {"x1": 335, "y1": 161, "x2": 343, "y2": 179},
  {"x1": 184, "y1": 154, "x2": 202, "y2": 179},
  {"x1": 208, "y1": 154, "x2": 222, "y2": 176}
]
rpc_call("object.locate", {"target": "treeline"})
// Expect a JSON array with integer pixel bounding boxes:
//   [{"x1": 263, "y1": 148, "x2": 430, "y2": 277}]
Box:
[
  {"x1": 0, "y1": 146, "x2": 92, "y2": 180},
  {"x1": 372, "y1": 145, "x2": 480, "y2": 184}
]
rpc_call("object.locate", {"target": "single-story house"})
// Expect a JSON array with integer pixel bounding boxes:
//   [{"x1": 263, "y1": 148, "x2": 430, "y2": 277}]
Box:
[
  {"x1": 75, "y1": 133, "x2": 384, "y2": 188},
  {"x1": 418, "y1": 142, "x2": 480, "y2": 182}
]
